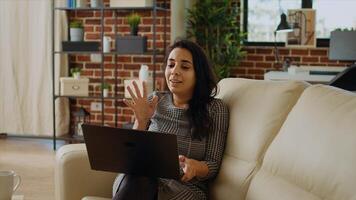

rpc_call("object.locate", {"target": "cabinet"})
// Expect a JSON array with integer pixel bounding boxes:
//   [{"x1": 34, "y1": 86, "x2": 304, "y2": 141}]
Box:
[
  {"x1": 52, "y1": 0, "x2": 169, "y2": 149},
  {"x1": 264, "y1": 66, "x2": 346, "y2": 84}
]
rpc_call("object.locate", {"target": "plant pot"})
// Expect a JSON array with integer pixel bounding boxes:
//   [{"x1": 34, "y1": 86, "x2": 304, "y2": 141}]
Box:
[
  {"x1": 73, "y1": 73, "x2": 81, "y2": 79},
  {"x1": 103, "y1": 89, "x2": 109, "y2": 97},
  {"x1": 70, "y1": 28, "x2": 84, "y2": 42},
  {"x1": 116, "y1": 36, "x2": 147, "y2": 54}
]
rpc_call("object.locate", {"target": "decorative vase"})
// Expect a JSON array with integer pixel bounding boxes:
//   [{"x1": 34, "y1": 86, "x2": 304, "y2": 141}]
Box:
[
  {"x1": 70, "y1": 28, "x2": 84, "y2": 41},
  {"x1": 103, "y1": 89, "x2": 109, "y2": 97},
  {"x1": 76, "y1": 0, "x2": 88, "y2": 8},
  {"x1": 90, "y1": 0, "x2": 103, "y2": 8},
  {"x1": 103, "y1": 36, "x2": 111, "y2": 53}
]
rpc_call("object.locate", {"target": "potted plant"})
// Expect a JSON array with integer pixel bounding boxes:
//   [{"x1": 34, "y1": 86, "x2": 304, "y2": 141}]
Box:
[
  {"x1": 116, "y1": 13, "x2": 147, "y2": 54},
  {"x1": 127, "y1": 13, "x2": 141, "y2": 36},
  {"x1": 64, "y1": 21, "x2": 99, "y2": 51},
  {"x1": 187, "y1": 0, "x2": 246, "y2": 79},
  {"x1": 329, "y1": 28, "x2": 356, "y2": 61},
  {"x1": 71, "y1": 67, "x2": 82, "y2": 79},
  {"x1": 69, "y1": 21, "x2": 84, "y2": 41},
  {"x1": 101, "y1": 82, "x2": 111, "y2": 97}
]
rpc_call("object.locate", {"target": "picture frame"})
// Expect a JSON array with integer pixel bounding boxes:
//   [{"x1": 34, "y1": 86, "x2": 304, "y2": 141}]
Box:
[{"x1": 286, "y1": 9, "x2": 316, "y2": 48}]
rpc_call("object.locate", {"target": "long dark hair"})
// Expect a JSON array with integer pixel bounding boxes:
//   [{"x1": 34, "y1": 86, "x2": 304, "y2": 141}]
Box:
[{"x1": 164, "y1": 39, "x2": 218, "y2": 140}]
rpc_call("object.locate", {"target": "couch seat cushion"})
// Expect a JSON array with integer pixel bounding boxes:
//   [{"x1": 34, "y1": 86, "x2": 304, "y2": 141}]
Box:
[{"x1": 247, "y1": 85, "x2": 356, "y2": 200}]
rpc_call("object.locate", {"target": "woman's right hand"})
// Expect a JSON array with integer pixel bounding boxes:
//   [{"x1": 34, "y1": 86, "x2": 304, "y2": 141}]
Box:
[{"x1": 123, "y1": 81, "x2": 158, "y2": 129}]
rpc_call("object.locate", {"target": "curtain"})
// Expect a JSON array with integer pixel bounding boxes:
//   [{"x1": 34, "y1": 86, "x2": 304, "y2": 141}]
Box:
[{"x1": 0, "y1": 0, "x2": 69, "y2": 136}]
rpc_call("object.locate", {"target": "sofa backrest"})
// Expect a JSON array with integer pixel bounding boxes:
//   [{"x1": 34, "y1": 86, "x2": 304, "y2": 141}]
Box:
[
  {"x1": 247, "y1": 85, "x2": 356, "y2": 200},
  {"x1": 210, "y1": 78, "x2": 309, "y2": 200}
]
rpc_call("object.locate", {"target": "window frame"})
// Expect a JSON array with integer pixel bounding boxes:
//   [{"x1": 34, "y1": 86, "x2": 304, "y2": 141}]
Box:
[{"x1": 242, "y1": 0, "x2": 329, "y2": 47}]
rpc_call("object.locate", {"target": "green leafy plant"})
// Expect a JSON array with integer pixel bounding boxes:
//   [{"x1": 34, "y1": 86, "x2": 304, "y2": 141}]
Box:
[
  {"x1": 100, "y1": 82, "x2": 111, "y2": 90},
  {"x1": 187, "y1": 0, "x2": 246, "y2": 79},
  {"x1": 70, "y1": 67, "x2": 81, "y2": 76},
  {"x1": 127, "y1": 13, "x2": 141, "y2": 35},
  {"x1": 69, "y1": 21, "x2": 83, "y2": 28}
]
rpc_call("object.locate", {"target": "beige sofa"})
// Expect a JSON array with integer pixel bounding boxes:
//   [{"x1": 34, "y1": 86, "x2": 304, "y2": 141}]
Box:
[{"x1": 55, "y1": 78, "x2": 356, "y2": 200}]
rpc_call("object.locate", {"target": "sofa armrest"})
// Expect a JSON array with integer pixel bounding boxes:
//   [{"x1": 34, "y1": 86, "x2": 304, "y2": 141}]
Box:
[{"x1": 55, "y1": 144, "x2": 117, "y2": 200}]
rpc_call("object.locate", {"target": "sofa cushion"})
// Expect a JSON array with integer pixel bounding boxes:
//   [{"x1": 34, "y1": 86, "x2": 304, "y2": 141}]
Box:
[
  {"x1": 247, "y1": 85, "x2": 356, "y2": 200},
  {"x1": 210, "y1": 78, "x2": 309, "y2": 200}
]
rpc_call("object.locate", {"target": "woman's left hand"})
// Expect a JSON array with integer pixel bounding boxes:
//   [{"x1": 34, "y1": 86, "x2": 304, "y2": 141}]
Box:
[{"x1": 179, "y1": 155, "x2": 207, "y2": 182}]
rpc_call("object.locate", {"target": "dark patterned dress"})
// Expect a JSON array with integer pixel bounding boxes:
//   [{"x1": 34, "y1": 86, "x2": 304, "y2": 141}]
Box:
[{"x1": 113, "y1": 91, "x2": 229, "y2": 200}]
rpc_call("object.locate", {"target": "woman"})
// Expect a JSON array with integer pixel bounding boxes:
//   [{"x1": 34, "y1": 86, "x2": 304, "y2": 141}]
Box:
[{"x1": 114, "y1": 39, "x2": 229, "y2": 200}]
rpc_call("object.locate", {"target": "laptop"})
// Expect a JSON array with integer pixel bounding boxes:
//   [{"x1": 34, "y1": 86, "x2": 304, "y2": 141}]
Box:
[{"x1": 82, "y1": 124, "x2": 180, "y2": 179}]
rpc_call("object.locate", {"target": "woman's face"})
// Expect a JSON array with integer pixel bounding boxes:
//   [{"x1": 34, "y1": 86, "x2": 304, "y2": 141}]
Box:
[{"x1": 165, "y1": 47, "x2": 196, "y2": 98}]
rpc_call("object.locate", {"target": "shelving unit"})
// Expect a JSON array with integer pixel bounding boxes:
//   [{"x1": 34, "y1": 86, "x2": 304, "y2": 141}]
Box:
[{"x1": 51, "y1": 0, "x2": 168, "y2": 150}]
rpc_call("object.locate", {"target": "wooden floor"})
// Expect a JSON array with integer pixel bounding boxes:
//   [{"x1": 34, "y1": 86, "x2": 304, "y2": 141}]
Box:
[{"x1": 0, "y1": 137, "x2": 65, "y2": 200}]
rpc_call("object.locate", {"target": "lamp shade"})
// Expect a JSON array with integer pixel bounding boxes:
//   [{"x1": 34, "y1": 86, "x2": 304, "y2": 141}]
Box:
[{"x1": 276, "y1": 13, "x2": 293, "y2": 32}]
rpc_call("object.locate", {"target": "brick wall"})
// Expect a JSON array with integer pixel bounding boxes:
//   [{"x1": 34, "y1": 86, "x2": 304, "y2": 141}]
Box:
[
  {"x1": 230, "y1": 0, "x2": 352, "y2": 80},
  {"x1": 232, "y1": 46, "x2": 352, "y2": 80},
  {"x1": 67, "y1": 0, "x2": 351, "y2": 135},
  {"x1": 68, "y1": 0, "x2": 170, "y2": 133}
]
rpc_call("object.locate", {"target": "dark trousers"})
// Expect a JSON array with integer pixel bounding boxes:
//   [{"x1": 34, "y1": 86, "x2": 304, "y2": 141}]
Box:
[{"x1": 113, "y1": 175, "x2": 158, "y2": 200}]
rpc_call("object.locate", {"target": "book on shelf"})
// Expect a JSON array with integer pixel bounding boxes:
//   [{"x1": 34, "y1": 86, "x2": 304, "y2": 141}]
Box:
[{"x1": 67, "y1": 0, "x2": 76, "y2": 8}]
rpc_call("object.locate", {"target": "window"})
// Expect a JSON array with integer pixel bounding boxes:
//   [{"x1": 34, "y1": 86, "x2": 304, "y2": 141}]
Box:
[
  {"x1": 244, "y1": 0, "x2": 356, "y2": 44},
  {"x1": 314, "y1": 0, "x2": 356, "y2": 38},
  {"x1": 244, "y1": 0, "x2": 301, "y2": 42}
]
